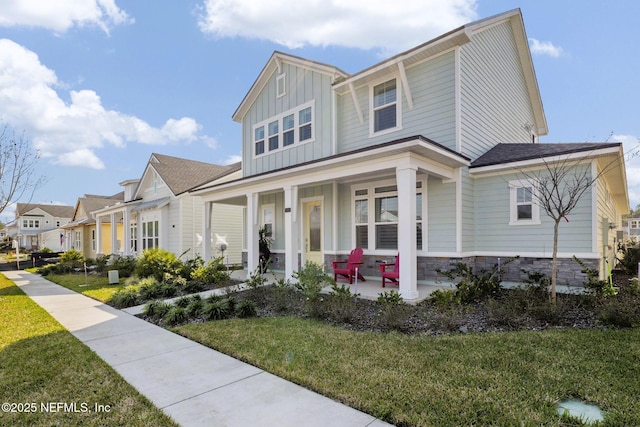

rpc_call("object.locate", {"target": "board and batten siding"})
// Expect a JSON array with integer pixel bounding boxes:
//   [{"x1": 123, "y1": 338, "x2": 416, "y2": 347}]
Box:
[
  {"x1": 242, "y1": 62, "x2": 334, "y2": 177},
  {"x1": 338, "y1": 51, "x2": 457, "y2": 153},
  {"x1": 210, "y1": 203, "x2": 244, "y2": 265},
  {"x1": 473, "y1": 169, "x2": 593, "y2": 254},
  {"x1": 460, "y1": 21, "x2": 537, "y2": 161}
]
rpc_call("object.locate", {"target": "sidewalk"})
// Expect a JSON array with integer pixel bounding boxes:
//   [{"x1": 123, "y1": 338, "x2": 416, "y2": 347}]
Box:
[{"x1": 6, "y1": 270, "x2": 393, "y2": 427}]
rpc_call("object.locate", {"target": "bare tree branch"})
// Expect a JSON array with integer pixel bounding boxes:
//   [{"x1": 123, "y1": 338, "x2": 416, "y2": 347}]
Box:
[{"x1": 0, "y1": 124, "x2": 46, "y2": 216}]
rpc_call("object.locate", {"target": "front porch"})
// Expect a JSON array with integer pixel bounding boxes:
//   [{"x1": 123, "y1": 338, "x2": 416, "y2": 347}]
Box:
[{"x1": 229, "y1": 268, "x2": 451, "y2": 304}]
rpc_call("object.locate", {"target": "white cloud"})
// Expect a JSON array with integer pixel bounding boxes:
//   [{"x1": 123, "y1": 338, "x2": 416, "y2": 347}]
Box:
[
  {"x1": 528, "y1": 38, "x2": 563, "y2": 58},
  {"x1": 0, "y1": 39, "x2": 206, "y2": 169},
  {"x1": 614, "y1": 134, "x2": 640, "y2": 209},
  {"x1": 223, "y1": 154, "x2": 242, "y2": 165},
  {"x1": 0, "y1": 0, "x2": 133, "y2": 34},
  {"x1": 198, "y1": 0, "x2": 478, "y2": 54}
]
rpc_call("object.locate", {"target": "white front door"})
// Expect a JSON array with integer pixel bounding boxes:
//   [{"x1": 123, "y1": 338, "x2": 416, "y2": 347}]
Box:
[{"x1": 304, "y1": 200, "x2": 323, "y2": 265}]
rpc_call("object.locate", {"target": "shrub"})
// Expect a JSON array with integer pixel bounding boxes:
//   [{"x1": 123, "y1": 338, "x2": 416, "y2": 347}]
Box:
[
  {"x1": 574, "y1": 256, "x2": 617, "y2": 298},
  {"x1": 236, "y1": 300, "x2": 257, "y2": 318},
  {"x1": 109, "y1": 255, "x2": 137, "y2": 278},
  {"x1": 618, "y1": 245, "x2": 640, "y2": 276},
  {"x1": 191, "y1": 256, "x2": 230, "y2": 284},
  {"x1": 596, "y1": 284, "x2": 640, "y2": 328},
  {"x1": 143, "y1": 300, "x2": 173, "y2": 320},
  {"x1": 163, "y1": 306, "x2": 187, "y2": 326},
  {"x1": 95, "y1": 254, "x2": 110, "y2": 272},
  {"x1": 61, "y1": 249, "x2": 85, "y2": 268},
  {"x1": 109, "y1": 286, "x2": 139, "y2": 308},
  {"x1": 135, "y1": 248, "x2": 182, "y2": 281},
  {"x1": 326, "y1": 283, "x2": 359, "y2": 323},
  {"x1": 137, "y1": 277, "x2": 163, "y2": 301},
  {"x1": 174, "y1": 295, "x2": 195, "y2": 308},
  {"x1": 429, "y1": 289, "x2": 460, "y2": 307},
  {"x1": 435, "y1": 259, "x2": 514, "y2": 305},
  {"x1": 376, "y1": 290, "x2": 409, "y2": 331},
  {"x1": 202, "y1": 298, "x2": 232, "y2": 321},
  {"x1": 185, "y1": 297, "x2": 205, "y2": 318},
  {"x1": 182, "y1": 280, "x2": 205, "y2": 294},
  {"x1": 39, "y1": 247, "x2": 53, "y2": 253},
  {"x1": 293, "y1": 261, "x2": 334, "y2": 319}
]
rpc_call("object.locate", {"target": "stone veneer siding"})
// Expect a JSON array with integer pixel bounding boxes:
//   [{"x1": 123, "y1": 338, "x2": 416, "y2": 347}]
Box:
[{"x1": 243, "y1": 252, "x2": 598, "y2": 287}]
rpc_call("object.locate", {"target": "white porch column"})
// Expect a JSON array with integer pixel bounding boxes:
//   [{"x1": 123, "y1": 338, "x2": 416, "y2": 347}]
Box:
[
  {"x1": 95, "y1": 215, "x2": 103, "y2": 255},
  {"x1": 123, "y1": 210, "x2": 131, "y2": 255},
  {"x1": 110, "y1": 213, "x2": 117, "y2": 254},
  {"x1": 246, "y1": 193, "x2": 260, "y2": 276},
  {"x1": 202, "y1": 202, "x2": 212, "y2": 261},
  {"x1": 284, "y1": 185, "x2": 299, "y2": 279},
  {"x1": 397, "y1": 165, "x2": 419, "y2": 300}
]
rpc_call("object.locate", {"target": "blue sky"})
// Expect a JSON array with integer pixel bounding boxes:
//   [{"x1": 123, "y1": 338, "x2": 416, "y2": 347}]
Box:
[{"x1": 0, "y1": 0, "x2": 638, "y2": 223}]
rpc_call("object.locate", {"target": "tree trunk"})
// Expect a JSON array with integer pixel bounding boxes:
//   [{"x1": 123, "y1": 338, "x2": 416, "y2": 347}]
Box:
[{"x1": 551, "y1": 219, "x2": 560, "y2": 304}]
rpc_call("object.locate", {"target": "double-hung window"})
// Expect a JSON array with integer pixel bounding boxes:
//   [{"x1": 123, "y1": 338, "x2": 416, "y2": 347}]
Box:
[
  {"x1": 253, "y1": 101, "x2": 315, "y2": 157},
  {"x1": 254, "y1": 126, "x2": 265, "y2": 155},
  {"x1": 354, "y1": 181, "x2": 424, "y2": 251},
  {"x1": 371, "y1": 78, "x2": 399, "y2": 135},
  {"x1": 142, "y1": 220, "x2": 159, "y2": 250},
  {"x1": 509, "y1": 180, "x2": 540, "y2": 225}
]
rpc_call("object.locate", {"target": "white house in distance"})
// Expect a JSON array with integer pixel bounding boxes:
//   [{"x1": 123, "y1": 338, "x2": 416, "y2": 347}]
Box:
[
  {"x1": 92, "y1": 153, "x2": 244, "y2": 264},
  {"x1": 7, "y1": 203, "x2": 75, "y2": 250},
  {"x1": 192, "y1": 9, "x2": 628, "y2": 299}
]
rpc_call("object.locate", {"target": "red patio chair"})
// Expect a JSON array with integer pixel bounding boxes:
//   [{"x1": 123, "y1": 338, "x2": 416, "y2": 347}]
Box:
[
  {"x1": 379, "y1": 253, "x2": 399, "y2": 287},
  {"x1": 332, "y1": 247, "x2": 365, "y2": 284}
]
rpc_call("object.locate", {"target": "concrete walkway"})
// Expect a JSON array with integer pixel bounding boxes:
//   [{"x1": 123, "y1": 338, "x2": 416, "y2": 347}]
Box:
[{"x1": 6, "y1": 270, "x2": 393, "y2": 427}]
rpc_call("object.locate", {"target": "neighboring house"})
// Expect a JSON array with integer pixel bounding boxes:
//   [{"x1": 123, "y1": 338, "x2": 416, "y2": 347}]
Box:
[
  {"x1": 7, "y1": 203, "x2": 74, "y2": 250},
  {"x1": 92, "y1": 153, "x2": 244, "y2": 264},
  {"x1": 61, "y1": 193, "x2": 125, "y2": 258},
  {"x1": 191, "y1": 9, "x2": 629, "y2": 299},
  {"x1": 622, "y1": 214, "x2": 640, "y2": 239}
]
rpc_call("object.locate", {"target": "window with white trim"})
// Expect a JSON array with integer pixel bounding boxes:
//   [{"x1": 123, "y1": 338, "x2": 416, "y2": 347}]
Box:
[
  {"x1": 509, "y1": 180, "x2": 540, "y2": 225},
  {"x1": 92, "y1": 229, "x2": 96, "y2": 251},
  {"x1": 253, "y1": 101, "x2": 315, "y2": 157},
  {"x1": 261, "y1": 204, "x2": 275, "y2": 239},
  {"x1": 371, "y1": 78, "x2": 400, "y2": 135},
  {"x1": 353, "y1": 181, "x2": 423, "y2": 250},
  {"x1": 22, "y1": 219, "x2": 40, "y2": 229},
  {"x1": 74, "y1": 231, "x2": 81, "y2": 250},
  {"x1": 142, "y1": 220, "x2": 159, "y2": 250},
  {"x1": 130, "y1": 222, "x2": 138, "y2": 253}
]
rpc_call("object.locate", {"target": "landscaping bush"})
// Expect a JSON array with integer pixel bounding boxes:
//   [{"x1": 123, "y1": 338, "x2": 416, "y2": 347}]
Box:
[
  {"x1": 293, "y1": 261, "x2": 335, "y2": 319},
  {"x1": 135, "y1": 248, "x2": 182, "y2": 281},
  {"x1": 185, "y1": 297, "x2": 205, "y2": 318},
  {"x1": 325, "y1": 283, "x2": 359, "y2": 323},
  {"x1": 618, "y1": 245, "x2": 640, "y2": 276},
  {"x1": 143, "y1": 300, "x2": 173, "y2": 320},
  {"x1": 109, "y1": 286, "x2": 139, "y2": 308},
  {"x1": 163, "y1": 306, "x2": 188, "y2": 326},
  {"x1": 60, "y1": 249, "x2": 85, "y2": 269},
  {"x1": 109, "y1": 255, "x2": 137, "y2": 278},
  {"x1": 376, "y1": 290, "x2": 409, "y2": 331},
  {"x1": 596, "y1": 283, "x2": 640, "y2": 328},
  {"x1": 435, "y1": 259, "x2": 513, "y2": 305},
  {"x1": 235, "y1": 300, "x2": 257, "y2": 318},
  {"x1": 202, "y1": 298, "x2": 233, "y2": 320},
  {"x1": 574, "y1": 256, "x2": 617, "y2": 298},
  {"x1": 191, "y1": 256, "x2": 229, "y2": 284}
]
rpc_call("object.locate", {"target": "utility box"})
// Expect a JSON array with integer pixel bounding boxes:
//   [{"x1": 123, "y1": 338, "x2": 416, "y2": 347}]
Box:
[{"x1": 108, "y1": 270, "x2": 120, "y2": 284}]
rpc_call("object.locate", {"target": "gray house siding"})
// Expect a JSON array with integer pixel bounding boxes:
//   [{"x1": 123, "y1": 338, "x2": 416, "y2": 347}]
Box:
[
  {"x1": 460, "y1": 21, "x2": 537, "y2": 161},
  {"x1": 242, "y1": 62, "x2": 334, "y2": 177},
  {"x1": 473, "y1": 170, "x2": 593, "y2": 254},
  {"x1": 427, "y1": 176, "x2": 457, "y2": 252},
  {"x1": 337, "y1": 51, "x2": 457, "y2": 153}
]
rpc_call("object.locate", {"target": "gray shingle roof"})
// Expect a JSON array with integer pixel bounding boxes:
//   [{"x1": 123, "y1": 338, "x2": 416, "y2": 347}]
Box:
[
  {"x1": 470, "y1": 143, "x2": 621, "y2": 168},
  {"x1": 15, "y1": 203, "x2": 75, "y2": 218},
  {"x1": 150, "y1": 153, "x2": 241, "y2": 195}
]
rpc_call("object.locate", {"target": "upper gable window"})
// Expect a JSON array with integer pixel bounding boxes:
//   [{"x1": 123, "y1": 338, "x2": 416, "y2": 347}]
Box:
[
  {"x1": 371, "y1": 78, "x2": 400, "y2": 135},
  {"x1": 276, "y1": 73, "x2": 286, "y2": 98},
  {"x1": 253, "y1": 101, "x2": 315, "y2": 157}
]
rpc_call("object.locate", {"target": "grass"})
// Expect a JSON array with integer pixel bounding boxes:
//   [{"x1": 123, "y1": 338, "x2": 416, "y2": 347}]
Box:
[
  {"x1": 43, "y1": 273, "x2": 126, "y2": 303},
  {"x1": 0, "y1": 274, "x2": 177, "y2": 426},
  {"x1": 174, "y1": 317, "x2": 640, "y2": 426}
]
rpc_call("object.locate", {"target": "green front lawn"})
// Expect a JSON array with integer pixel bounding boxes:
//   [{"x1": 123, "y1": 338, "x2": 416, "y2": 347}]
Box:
[
  {"x1": 0, "y1": 274, "x2": 177, "y2": 426},
  {"x1": 174, "y1": 317, "x2": 640, "y2": 426},
  {"x1": 43, "y1": 273, "x2": 125, "y2": 302}
]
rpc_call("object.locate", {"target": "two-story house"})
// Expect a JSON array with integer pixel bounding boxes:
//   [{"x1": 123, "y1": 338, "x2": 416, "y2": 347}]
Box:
[
  {"x1": 8, "y1": 203, "x2": 75, "y2": 250},
  {"x1": 192, "y1": 9, "x2": 628, "y2": 299},
  {"x1": 92, "y1": 153, "x2": 244, "y2": 263}
]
